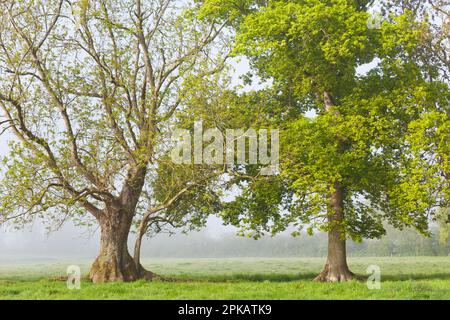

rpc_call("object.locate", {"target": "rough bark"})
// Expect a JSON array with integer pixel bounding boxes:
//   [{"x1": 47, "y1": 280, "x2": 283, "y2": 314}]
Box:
[
  {"x1": 315, "y1": 92, "x2": 354, "y2": 282},
  {"x1": 89, "y1": 165, "x2": 158, "y2": 283},
  {"x1": 90, "y1": 210, "x2": 139, "y2": 283},
  {"x1": 89, "y1": 210, "x2": 160, "y2": 283},
  {"x1": 315, "y1": 181, "x2": 355, "y2": 282}
]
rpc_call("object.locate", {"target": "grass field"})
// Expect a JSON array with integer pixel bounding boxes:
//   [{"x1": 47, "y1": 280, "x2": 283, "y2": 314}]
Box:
[{"x1": 0, "y1": 257, "x2": 449, "y2": 300}]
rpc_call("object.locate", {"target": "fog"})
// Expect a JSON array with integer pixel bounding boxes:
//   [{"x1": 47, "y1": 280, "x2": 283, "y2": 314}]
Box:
[
  {"x1": 1, "y1": 215, "x2": 448, "y2": 261},
  {"x1": 0, "y1": 216, "x2": 239, "y2": 260}
]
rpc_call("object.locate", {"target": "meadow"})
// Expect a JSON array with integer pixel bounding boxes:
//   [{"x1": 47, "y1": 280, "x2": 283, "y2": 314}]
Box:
[{"x1": 0, "y1": 257, "x2": 449, "y2": 300}]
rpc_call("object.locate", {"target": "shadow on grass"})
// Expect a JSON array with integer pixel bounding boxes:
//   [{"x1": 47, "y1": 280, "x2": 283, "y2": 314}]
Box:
[
  {"x1": 168, "y1": 273, "x2": 319, "y2": 283},
  {"x1": 3, "y1": 272, "x2": 449, "y2": 285},
  {"x1": 162, "y1": 272, "x2": 450, "y2": 283}
]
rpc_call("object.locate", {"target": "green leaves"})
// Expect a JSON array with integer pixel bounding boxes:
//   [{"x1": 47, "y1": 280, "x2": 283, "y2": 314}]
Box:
[
  {"x1": 234, "y1": 0, "x2": 378, "y2": 97},
  {"x1": 0, "y1": 0, "x2": 230, "y2": 235},
  {"x1": 213, "y1": 0, "x2": 449, "y2": 240}
]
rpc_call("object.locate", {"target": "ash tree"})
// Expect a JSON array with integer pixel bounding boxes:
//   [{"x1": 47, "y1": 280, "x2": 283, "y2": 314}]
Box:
[
  {"x1": 0, "y1": 0, "x2": 229, "y2": 283},
  {"x1": 203, "y1": 0, "x2": 449, "y2": 281}
]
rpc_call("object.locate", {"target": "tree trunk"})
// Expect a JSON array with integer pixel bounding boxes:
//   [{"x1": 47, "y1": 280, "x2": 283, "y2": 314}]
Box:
[
  {"x1": 314, "y1": 91, "x2": 355, "y2": 282},
  {"x1": 90, "y1": 212, "x2": 140, "y2": 283},
  {"x1": 88, "y1": 165, "x2": 152, "y2": 283},
  {"x1": 133, "y1": 224, "x2": 157, "y2": 281},
  {"x1": 315, "y1": 181, "x2": 354, "y2": 282}
]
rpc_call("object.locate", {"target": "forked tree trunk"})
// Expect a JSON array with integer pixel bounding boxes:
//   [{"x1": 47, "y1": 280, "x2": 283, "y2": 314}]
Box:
[
  {"x1": 315, "y1": 182, "x2": 354, "y2": 282},
  {"x1": 90, "y1": 211, "x2": 140, "y2": 283},
  {"x1": 89, "y1": 166, "x2": 157, "y2": 283}
]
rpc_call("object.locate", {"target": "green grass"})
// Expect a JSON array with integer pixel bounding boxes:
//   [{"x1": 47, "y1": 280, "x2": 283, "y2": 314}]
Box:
[{"x1": 0, "y1": 257, "x2": 449, "y2": 300}]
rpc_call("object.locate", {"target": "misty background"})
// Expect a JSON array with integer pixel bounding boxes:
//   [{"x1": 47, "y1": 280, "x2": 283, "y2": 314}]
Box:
[
  {"x1": 1, "y1": 58, "x2": 449, "y2": 263},
  {"x1": 1, "y1": 218, "x2": 449, "y2": 261}
]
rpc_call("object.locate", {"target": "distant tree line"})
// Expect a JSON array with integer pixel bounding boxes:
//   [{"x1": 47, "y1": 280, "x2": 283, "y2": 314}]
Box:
[{"x1": 142, "y1": 225, "x2": 450, "y2": 258}]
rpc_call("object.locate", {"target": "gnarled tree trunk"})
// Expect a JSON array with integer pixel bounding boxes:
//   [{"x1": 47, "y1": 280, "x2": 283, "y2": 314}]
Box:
[
  {"x1": 90, "y1": 210, "x2": 139, "y2": 283},
  {"x1": 89, "y1": 166, "x2": 155, "y2": 283},
  {"x1": 315, "y1": 181, "x2": 354, "y2": 282}
]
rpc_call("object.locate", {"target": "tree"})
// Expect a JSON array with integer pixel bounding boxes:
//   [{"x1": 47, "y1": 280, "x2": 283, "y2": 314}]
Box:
[
  {"x1": 384, "y1": 0, "x2": 449, "y2": 83},
  {"x1": 0, "y1": 0, "x2": 228, "y2": 282},
  {"x1": 384, "y1": 0, "x2": 450, "y2": 226},
  {"x1": 208, "y1": 0, "x2": 449, "y2": 281}
]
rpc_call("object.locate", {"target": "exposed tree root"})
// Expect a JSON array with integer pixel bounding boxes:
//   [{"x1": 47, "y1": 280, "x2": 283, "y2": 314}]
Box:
[{"x1": 314, "y1": 263, "x2": 355, "y2": 282}]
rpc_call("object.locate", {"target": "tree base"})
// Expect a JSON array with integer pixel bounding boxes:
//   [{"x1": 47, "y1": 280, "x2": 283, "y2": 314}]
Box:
[
  {"x1": 90, "y1": 252, "x2": 140, "y2": 283},
  {"x1": 137, "y1": 264, "x2": 157, "y2": 281},
  {"x1": 314, "y1": 263, "x2": 355, "y2": 282},
  {"x1": 89, "y1": 256, "x2": 168, "y2": 283},
  {"x1": 137, "y1": 264, "x2": 172, "y2": 282}
]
